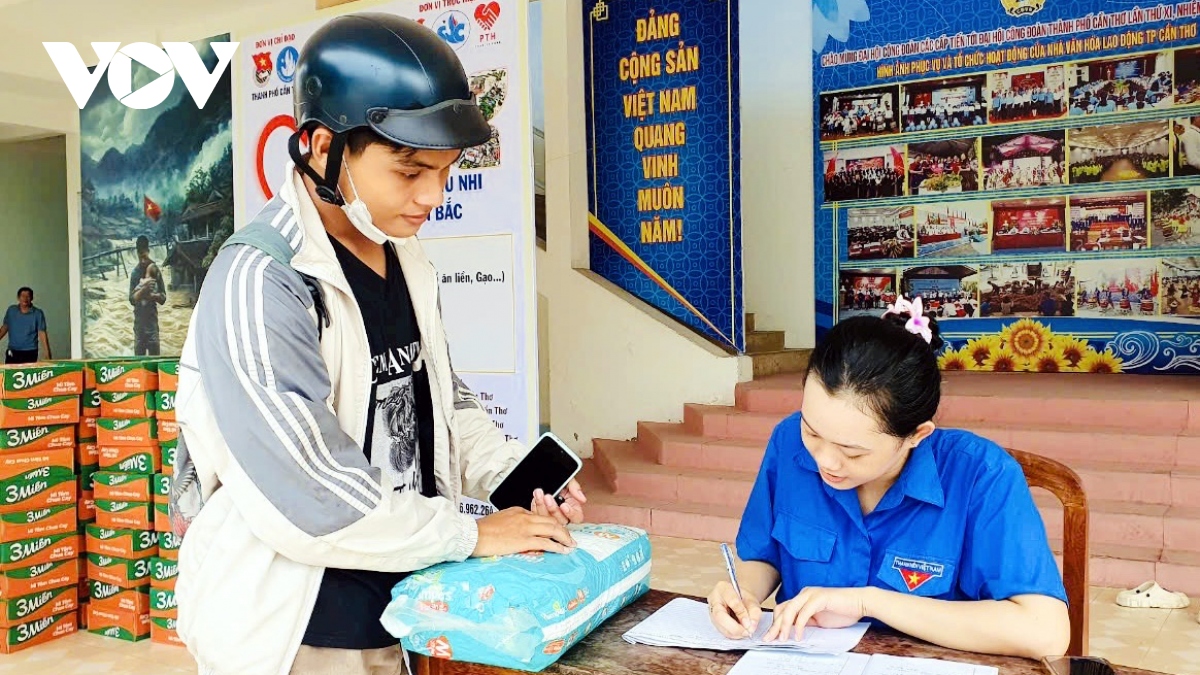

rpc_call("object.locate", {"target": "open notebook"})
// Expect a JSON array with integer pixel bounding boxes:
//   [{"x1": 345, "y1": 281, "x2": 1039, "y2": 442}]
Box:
[
  {"x1": 728, "y1": 651, "x2": 1000, "y2": 675},
  {"x1": 622, "y1": 598, "x2": 870, "y2": 654}
]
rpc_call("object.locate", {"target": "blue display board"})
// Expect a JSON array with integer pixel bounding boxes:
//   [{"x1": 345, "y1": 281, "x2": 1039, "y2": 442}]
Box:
[
  {"x1": 583, "y1": 0, "x2": 743, "y2": 351},
  {"x1": 814, "y1": 0, "x2": 1200, "y2": 374}
]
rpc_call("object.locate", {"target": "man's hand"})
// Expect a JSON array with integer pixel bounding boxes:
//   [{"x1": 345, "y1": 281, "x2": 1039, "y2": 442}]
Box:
[
  {"x1": 530, "y1": 480, "x2": 587, "y2": 525},
  {"x1": 471, "y1": 507, "x2": 576, "y2": 557}
]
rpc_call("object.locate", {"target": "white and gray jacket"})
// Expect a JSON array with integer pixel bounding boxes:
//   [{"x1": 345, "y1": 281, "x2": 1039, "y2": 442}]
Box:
[{"x1": 170, "y1": 165, "x2": 527, "y2": 675}]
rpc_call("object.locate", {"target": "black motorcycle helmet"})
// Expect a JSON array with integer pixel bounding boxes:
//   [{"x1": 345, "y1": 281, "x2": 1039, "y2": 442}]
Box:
[{"x1": 289, "y1": 12, "x2": 492, "y2": 205}]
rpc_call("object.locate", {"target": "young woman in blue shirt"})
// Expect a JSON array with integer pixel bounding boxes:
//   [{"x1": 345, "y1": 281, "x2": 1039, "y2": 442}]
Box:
[{"x1": 707, "y1": 298, "x2": 1070, "y2": 659}]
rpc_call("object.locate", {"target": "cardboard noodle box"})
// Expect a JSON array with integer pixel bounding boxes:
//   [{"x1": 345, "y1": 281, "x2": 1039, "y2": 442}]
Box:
[
  {"x1": 87, "y1": 604, "x2": 149, "y2": 642},
  {"x1": 154, "y1": 390, "x2": 175, "y2": 421},
  {"x1": 87, "y1": 553, "x2": 151, "y2": 589},
  {"x1": 0, "y1": 425, "x2": 74, "y2": 453},
  {"x1": 0, "y1": 447, "x2": 74, "y2": 482},
  {"x1": 159, "y1": 440, "x2": 177, "y2": 476},
  {"x1": 0, "y1": 558, "x2": 79, "y2": 599},
  {"x1": 0, "y1": 467, "x2": 77, "y2": 513},
  {"x1": 0, "y1": 363, "x2": 84, "y2": 400},
  {"x1": 89, "y1": 580, "x2": 149, "y2": 615},
  {"x1": 98, "y1": 446, "x2": 160, "y2": 475},
  {"x1": 152, "y1": 474, "x2": 170, "y2": 504},
  {"x1": 157, "y1": 419, "x2": 178, "y2": 444},
  {"x1": 150, "y1": 615, "x2": 183, "y2": 646},
  {"x1": 156, "y1": 361, "x2": 178, "y2": 393},
  {"x1": 149, "y1": 587, "x2": 175, "y2": 618},
  {"x1": 96, "y1": 418, "x2": 157, "y2": 447},
  {"x1": 93, "y1": 473, "x2": 151, "y2": 503},
  {"x1": 153, "y1": 502, "x2": 170, "y2": 532},
  {"x1": 0, "y1": 397, "x2": 79, "y2": 429},
  {"x1": 0, "y1": 505, "x2": 76, "y2": 543},
  {"x1": 82, "y1": 389, "x2": 100, "y2": 418},
  {"x1": 94, "y1": 362, "x2": 157, "y2": 394},
  {"x1": 0, "y1": 585, "x2": 77, "y2": 628},
  {"x1": 99, "y1": 392, "x2": 153, "y2": 420},
  {"x1": 157, "y1": 531, "x2": 179, "y2": 561},
  {"x1": 149, "y1": 556, "x2": 177, "y2": 590},
  {"x1": 1, "y1": 610, "x2": 76, "y2": 653},
  {"x1": 77, "y1": 417, "x2": 96, "y2": 442},
  {"x1": 0, "y1": 533, "x2": 79, "y2": 572},
  {"x1": 78, "y1": 494, "x2": 95, "y2": 523},
  {"x1": 95, "y1": 501, "x2": 154, "y2": 532},
  {"x1": 85, "y1": 526, "x2": 158, "y2": 560}
]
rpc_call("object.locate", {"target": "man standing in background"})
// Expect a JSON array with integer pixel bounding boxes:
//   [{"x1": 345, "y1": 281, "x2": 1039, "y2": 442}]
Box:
[
  {"x1": 0, "y1": 287, "x2": 51, "y2": 363},
  {"x1": 129, "y1": 235, "x2": 166, "y2": 356}
]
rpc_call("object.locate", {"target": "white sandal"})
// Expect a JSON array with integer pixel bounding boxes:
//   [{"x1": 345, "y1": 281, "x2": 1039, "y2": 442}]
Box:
[{"x1": 1115, "y1": 581, "x2": 1191, "y2": 609}]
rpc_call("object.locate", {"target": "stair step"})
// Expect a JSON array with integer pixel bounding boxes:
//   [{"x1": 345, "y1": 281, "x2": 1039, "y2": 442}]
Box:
[
  {"x1": 592, "y1": 440, "x2": 756, "y2": 509},
  {"x1": 746, "y1": 331, "x2": 786, "y2": 354},
  {"x1": 745, "y1": 313, "x2": 756, "y2": 333},
  {"x1": 750, "y1": 350, "x2": 811, "y2": 379},
  {"x1": 683, "y1": 404, "x2": 788, "y2": 441},
  {"x1": 637, "y1": 422, "x2": 767, "y2": 474}
]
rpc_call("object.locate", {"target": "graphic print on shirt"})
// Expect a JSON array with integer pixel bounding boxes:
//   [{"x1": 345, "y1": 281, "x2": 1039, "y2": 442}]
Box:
[
  {"x1": 371, "y1": 343, "x2": 422, "y2": 492},
  {"x1": 892, "y1": 556, "x2": 945, "y2": 592}
]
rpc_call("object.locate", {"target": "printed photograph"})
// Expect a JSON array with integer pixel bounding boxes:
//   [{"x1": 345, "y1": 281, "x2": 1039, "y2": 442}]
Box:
[
  {"x1": 907, "y1": 138, "x2": 980, "y2": 195},
  {"x1": 1068, "y1": 120, "x2": 1170, "y2": 184},
  {"x1": 979, "y1": 262, "x2": 1077, "y2": 318},
  {"x1": 846, "y1": 206, "x2": 915, "y2": 260},
  {"x1": 823, "y1": 144, "x2": 907, "y2": 202},
  {"x1": 915, "y1": 201, "x2": 991, "y2": 258},
  {"x1": 1162, "y1": 257, "x2": 1200, "y2": 318},
  {"x1": 1069, "y1": 192, "x2": 1149, "y2": 253},
  {"x1": 982, "y1": 131, "x2": 1065, "y2": 190},
  {"x1": 1173, "y1": 116, "x2": 1200, "y2": 176},
  {"x1": 900, "y1": 265, "x2": 980, "y2": 319},
  {"x1": 838, "y1": 269, "x2": 898, "y2": 319},
  {"x1": 987, "y1": 64, "x2": 1066, "y2": 123},
  {"x1": 819, "y1": 85, "x2": 900, "y2": 140},
  {"x1": 1175, "y1": 47, "x2": 1200, "y2": 104},
  {"x1": 901, "y1": 75, "x2": 988, "y2": 132},
  {"x1": 1076, "y1": 259, "x2": 1159, "y2": 317},
  {"x1": 80, "y1": 34, "x2": 233, "y2": 359},
  {"x1": 1150, "y1": 188, "x2": 1200, "y2": 248},
  {"x1": 459, "y1": 68, "x2": 507, "y2": 169},
  {"x1": 991, "y1": 197, "x2": 1067, "y2": 253},
  {"x1": 1067, "y1": 52, "x2": 1174, "y2": 116}
]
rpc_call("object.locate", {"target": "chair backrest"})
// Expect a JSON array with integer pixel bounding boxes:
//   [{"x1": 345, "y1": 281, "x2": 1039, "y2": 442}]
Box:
[{"x1": 1006, "y1": 448, "x2": 1090, "y2": 657}]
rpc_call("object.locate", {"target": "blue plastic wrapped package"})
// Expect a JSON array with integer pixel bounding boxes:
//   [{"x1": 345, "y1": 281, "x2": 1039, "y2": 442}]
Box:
[{"x1": 381, "y1": 523, "x2": 652, "y2": 672}]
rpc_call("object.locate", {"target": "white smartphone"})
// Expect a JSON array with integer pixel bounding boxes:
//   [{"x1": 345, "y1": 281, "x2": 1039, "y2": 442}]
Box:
[{"x1": 488, "y1": 432, "x2": 583, "y2": 511}]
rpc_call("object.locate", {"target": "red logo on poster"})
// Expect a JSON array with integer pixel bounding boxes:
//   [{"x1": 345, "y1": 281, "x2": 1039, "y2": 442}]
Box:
[
  {"x1": 252, "y1": 52, "x2": 273, "y2": 88},
  {"x1": 474, "y1": 2, "x2": 501, "y2": 30},
  {"x1": 256, "y1": 114, "x2": 299, "y2": 200}
]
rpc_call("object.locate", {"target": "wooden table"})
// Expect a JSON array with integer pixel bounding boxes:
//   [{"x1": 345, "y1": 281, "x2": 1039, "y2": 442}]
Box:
[{"x1": 414, "y1": 590, "x2": 1166, "y2": 675}]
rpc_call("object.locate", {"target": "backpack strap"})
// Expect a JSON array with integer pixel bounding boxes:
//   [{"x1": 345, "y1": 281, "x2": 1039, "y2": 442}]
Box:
[{"x1": 220, "y1": 222, "x2": 330, "y2": 337}]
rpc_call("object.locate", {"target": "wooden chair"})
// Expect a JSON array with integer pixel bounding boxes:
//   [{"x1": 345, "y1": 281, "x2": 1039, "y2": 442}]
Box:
[{"x1": 1006, "y1": 448, "x2": 1090, "y2": 657}]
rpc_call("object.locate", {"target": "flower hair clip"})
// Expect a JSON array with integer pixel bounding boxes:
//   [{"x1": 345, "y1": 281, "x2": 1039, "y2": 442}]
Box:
[{"x1": 881, "y1": 294, "x2": 933, "y2": 344}]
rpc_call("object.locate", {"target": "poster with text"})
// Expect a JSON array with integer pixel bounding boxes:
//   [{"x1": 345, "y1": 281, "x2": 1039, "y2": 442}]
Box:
[
  {"x1": 236, "y1": 0, "x2": 539, "y2": 475},
  {"x1": 80, "y1": 34, "x2": 234, "y2": 358},
  {"x1": 815, "y1": 0, "x2": 1200, "y2": 373},
  {"x1": 583, "y1": 0, "x2": 743, "y2": 351}
]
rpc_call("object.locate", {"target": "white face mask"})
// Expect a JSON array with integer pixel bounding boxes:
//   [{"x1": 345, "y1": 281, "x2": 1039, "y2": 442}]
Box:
[{"x1": 340, "y1": 156, "x2": 392, "y2": 245}]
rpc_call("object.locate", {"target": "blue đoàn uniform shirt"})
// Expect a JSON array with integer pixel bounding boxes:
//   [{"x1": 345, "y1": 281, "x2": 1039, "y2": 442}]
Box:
[{"x1": 735, "y1": 413, "x2": 1067, "y2": 608}]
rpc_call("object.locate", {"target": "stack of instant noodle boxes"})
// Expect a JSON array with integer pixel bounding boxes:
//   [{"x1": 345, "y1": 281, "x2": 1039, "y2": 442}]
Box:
[{"x1": 0, "y1": 358, "x2": 180, "y2": 654}]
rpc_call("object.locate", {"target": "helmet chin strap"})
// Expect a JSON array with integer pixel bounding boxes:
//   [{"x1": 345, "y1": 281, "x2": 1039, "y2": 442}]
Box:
[{"x1": 289, "y1": 128, "x2": 349, "y2": 206}]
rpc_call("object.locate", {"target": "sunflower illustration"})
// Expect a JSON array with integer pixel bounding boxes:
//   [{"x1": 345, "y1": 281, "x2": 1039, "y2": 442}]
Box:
[
  {"x1": 999, "y1": 319, "x2": 1052, "y2": 360},
  {"x1": 1026, "y1": 348, "x2": 1072, "y2": 373},
  {"x1": 1079, "y1": 349, "x2": 1123, "y2": 374},
  {"x1": 938, "y1": 348, "x2": 972, "y2": 371},
  {"x1": 963, "y1": 336, "x2": 1000, "y2": 367},
  {"x1": 984, "y1": 346, "x2": 1023, "y2": 372},
  {"x1": 1053, "y1": 336, "x2": 1091, "y2": 369}
]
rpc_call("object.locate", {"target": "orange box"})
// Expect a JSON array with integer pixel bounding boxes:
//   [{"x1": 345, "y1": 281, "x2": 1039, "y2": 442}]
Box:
[
  {"x1": 94, "y1": 362, "x2": 157, "y2": 394},
  {"x1": 154, "y1": 391, "x2": 175, "y2": 421},
  {"x1": 0, "y1": 505, "x2": 76, "y2": 543},
  {"x1": 149, "y1": 587, "x2": 175, "y2": 618},
  {"x1": 89, "y1": 581, "x2": 149, "y2": 615},
  {"x1": 0, "y1": 610, "x2": 76, "y2": 653},
  {"x1": 150, "y1": 556, "x2": 177, "y2": 591},
  {"x1": 157, "y1": 420, "x2": 178, "y2": 444},
  {"x1": 0, "y1": 585, "x2": 76, "y2": 628},
  {"x1": 156, "y1": 361, "x2": 178, "y2": 393},
  {"x1": 0, "y1": 397, "x2": 79, "y2": 429},
  {"x1": 87, "y1": 554, "x2": 150, "y2": 589},
  {"x1": 0, "y1": 425, "x2": 74, "y2": 453},
  {"x1": 152, "y1": 474, "x2": 170, "y2": 504},
  {"x1": 98, "y1": 446, "x2": 159, "y2": 475},
  {"x1": 85, "y1": 525, "x2": 158, "y2": 560},
  {"x1": 0, "y1": 558, "x2": 79, "y2": 599},
  {"x1": 87, "y1": 604, "x2": 149, "y2": 642},
  {"x1": 95, "y1": 501, "x2": 153, "y2": 532},
  {"x1": 0, "y1": 467, "x2": 76, "y2": 514},
  {"x1": 77, "y1": 417, "x2": 96, "y2": 442},
  {"x1": 79, "y1": 465, "x2": 97, "y2": 493},
  {"x1": 0, "y1": 533, "x2": 79, "y2": 572},
  {"x1": 0, "y1": 363, "x2": 84, "y2": 400},
  {"x1": 97, "y1": 418, "x2": 157, "y2": 447},
  {"x1": 93, "y1": 473, "x2": 151, "y2": 503},
  {"x1": 78, "y1": 495, "x2": 95, "y2": 523},
  {"x1": 78, "y1": 602, "x2": 87, "y2": 629},
  {"x1": 77, "y1": 443, "x2": 98, "y2": 467},
  {"x1": 0, "y1": 447, "x2": 74, "y2": 482},
  {"x1": 99, "y1": 392, "x2": 153, "y2": 420},
  {"x1": 153, "y1": 502, "x2": 170, "y2": 532},
  {"x1": 150, "y1": 615, "x2": 182, "y2": 646},
  {"x1": 157, "y1": 531, "x2": 179, "y2": 561},
  {"x1": 82, "y1": 389, "x2": 100, "y2": 418}
]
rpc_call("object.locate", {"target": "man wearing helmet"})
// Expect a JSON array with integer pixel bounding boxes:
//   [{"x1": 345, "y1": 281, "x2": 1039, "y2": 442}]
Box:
[{"x1": 171, "y1": 14, "x2": 585, "y2": 674}]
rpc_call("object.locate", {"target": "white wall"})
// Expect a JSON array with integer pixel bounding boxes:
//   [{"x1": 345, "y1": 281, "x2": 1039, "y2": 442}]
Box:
[
  {"x1": 538, "y1": 0, "x2": 751, "y2": 457},
  {"x1": 0, "y1": 136, "x2": 72, "y2": 359},
  {"x1": 740, "y1": 0, "x2": 816, "y2": 348}
]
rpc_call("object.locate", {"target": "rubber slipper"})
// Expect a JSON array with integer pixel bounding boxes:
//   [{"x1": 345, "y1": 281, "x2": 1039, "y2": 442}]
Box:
[{"x1": 1115, "y1": 581, "x2": 1190, "y2": 609}]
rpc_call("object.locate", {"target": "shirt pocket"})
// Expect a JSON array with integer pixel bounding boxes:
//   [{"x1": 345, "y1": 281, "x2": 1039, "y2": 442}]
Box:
[
  {"x1": 771, "y1": 513, "x2": 837, "y2": 589},
  {"x1": 875, "y1": 548, "x2": 957, "y2": 598}
]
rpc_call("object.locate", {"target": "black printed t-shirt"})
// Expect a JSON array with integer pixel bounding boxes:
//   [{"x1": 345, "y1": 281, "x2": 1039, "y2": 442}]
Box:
[{"x1": 301, "y1": 237, "x2": 437, "y2": 650}]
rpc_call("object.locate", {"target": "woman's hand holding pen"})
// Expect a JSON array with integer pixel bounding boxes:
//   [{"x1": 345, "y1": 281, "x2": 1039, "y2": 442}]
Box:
[{"x1": 707, "y1": 581, "x2": 762, "y2": 639}]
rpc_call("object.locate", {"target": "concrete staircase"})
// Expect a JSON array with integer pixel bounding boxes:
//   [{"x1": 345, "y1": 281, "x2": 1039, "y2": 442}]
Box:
[
  {"x1": 744, "y1": 313, "x2": 810, "y2": 378},
  {"x1": 580, "y1": 371, "x2": 1200, "y2": 596}
]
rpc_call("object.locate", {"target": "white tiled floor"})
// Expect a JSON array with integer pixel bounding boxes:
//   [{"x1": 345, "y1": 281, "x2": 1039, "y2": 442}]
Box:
[{"x1": 1, "y1": 536, "x2": 1197, "y2": 674}]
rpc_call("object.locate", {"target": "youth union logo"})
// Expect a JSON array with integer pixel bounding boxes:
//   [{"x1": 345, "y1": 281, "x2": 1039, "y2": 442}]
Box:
[
  {"x1": 434, "y1": 11, "x2": 471, "y2": 50},
  {"x1": 1000, "y1": 0, "x2": 1046, "y2": 16},
  {"x1": 276, "y1": 46, "x2": 298, "y2": 83}
]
